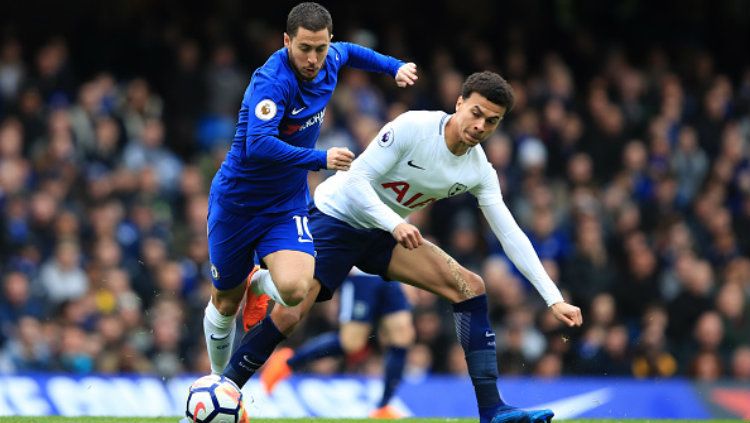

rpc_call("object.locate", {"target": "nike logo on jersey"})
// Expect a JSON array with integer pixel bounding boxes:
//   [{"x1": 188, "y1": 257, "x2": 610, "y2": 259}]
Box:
[
  {"x1": 290, "y1": 106, "x2": 306, "y2": 115},
  {"x1": 407, "y1": 160, "x2": 425, "y2": 170}
]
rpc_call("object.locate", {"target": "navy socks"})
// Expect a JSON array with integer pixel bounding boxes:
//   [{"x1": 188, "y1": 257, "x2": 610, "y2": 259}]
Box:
[
  {"x1": 452, "y1": 294, "x2": 505, "y2": 420},
  {"x1": 380, "y1": 346, "x2": 407, "y2": 407},
  {"x1": 223, "y1": 316, "x2": 285, "y2": 387}
]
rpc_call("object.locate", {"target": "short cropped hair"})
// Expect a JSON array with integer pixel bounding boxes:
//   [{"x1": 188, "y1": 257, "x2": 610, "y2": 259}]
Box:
[
  {"x1": 287, "y1": 2, "x2": 333, "y2": 37},
  {"x1": 462, "y1": 71, "x2": 515, "y2": 112}
]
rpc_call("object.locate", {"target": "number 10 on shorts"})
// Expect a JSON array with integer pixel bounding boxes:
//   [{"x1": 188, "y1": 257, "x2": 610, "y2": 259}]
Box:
[{"x1": 293, "y1": 215, "x2": 313, "y2": 243}]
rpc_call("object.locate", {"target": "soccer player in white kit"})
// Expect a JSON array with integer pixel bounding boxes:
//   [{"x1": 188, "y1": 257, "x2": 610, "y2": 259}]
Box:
[{"x1": 223, "y1": 71, "x2": 583, "y2": 423}]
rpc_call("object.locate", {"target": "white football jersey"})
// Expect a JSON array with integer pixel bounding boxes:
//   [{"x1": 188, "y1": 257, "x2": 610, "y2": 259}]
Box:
[
  {"x1": 315, "y1": 110, "x2": 502, "y2": 230},
  {"x1": 314, "y1": 110, "x2": 564, "y2": 306}
]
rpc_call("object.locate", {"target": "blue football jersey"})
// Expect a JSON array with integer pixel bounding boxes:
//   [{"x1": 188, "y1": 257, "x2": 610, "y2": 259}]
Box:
[{"x1": 211, "y1": 42, "x2": 403, "y2": 215}]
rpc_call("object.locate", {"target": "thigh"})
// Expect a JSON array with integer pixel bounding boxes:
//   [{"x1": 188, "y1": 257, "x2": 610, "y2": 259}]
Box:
[
  {"x1": 386, "y1": 240, "x2": 481, "y2": 303},
  {"x1": 257, "y1": 210, "x2": 318, "y2": 291},
  {"x1": 262, "y1": 249, "x2": 315, "y2": 287},
  {"x1": 207, "y1": 198, "x2": 262, "y2": 291}
]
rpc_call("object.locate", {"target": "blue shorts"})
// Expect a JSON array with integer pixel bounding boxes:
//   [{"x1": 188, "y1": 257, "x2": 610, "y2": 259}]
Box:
[
  {"x1": 207, "y1": 196, "x2": 315, "y2": 291},
  {"x1": 338, "y1": 274, "x2": 410, "y2": 323},
  {"x1": 308, "y1": 208, "x2": 398, "y2": 301}
]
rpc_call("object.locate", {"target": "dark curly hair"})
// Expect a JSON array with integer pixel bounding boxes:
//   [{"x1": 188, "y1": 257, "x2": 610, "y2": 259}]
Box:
[
  {"x1": 461, "y1": 71, "x2": 515, "y2": 112},
  {"x1": 286, "y1": 2, "x2": 333, "y2": 38}
]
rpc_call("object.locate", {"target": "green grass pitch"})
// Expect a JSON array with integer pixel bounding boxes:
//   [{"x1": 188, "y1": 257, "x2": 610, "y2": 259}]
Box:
[{"x1": 0, "y1": 419, "x2": 745, "y2": 423}]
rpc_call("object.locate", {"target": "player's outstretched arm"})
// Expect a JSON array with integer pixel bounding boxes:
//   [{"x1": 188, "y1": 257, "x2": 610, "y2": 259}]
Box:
[
  {"x1": 482, "y1": 200, "x2": 583, "y2": 327},
  {"x1": 480, "y1": 200, "x2": 584, "y2": 327},
  {"x1": 337, "y1": 43, "x2": 417, "y2": 87}
]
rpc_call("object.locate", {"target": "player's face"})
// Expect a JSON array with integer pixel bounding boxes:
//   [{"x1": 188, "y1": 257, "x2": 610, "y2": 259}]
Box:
[
  {"x1": 284, "y1": 27, "x2": 332, "y2": 81},
  {"x1": 455, "y1": 93, "x2": 506, "y2": 147}
]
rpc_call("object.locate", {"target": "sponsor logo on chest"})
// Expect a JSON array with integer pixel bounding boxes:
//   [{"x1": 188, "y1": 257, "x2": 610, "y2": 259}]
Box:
[
  {"x1": 381, "y1": 179, "x2": 469, "y2": 209},
  {"x1": 282, "y1": 108, "x2": 326, "y2": 135}
]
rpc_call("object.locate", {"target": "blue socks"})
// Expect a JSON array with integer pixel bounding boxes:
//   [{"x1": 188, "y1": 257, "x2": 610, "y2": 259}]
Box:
[
  {"x1": 223, "y1": 316, "x2": 285, "y2": 387},
  {"x1": 452, "y1": 294, "x2": 505, "y2": 421},
  {"x1": 287, "y1": 331, "x2": 344, "y2": 370},
  {"x1": 379, "y1": 346, "x2": 407, "y2": 407}
]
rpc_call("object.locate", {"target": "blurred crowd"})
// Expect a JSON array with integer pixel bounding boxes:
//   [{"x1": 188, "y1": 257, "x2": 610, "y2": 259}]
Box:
[{"x1": 1, "y1": 2, "x2": 750, "y2": 384}]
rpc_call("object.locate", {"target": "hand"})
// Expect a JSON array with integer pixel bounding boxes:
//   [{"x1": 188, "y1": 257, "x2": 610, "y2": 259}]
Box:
[
  {"x1": 395, "y1": 62, "x2": 418, "y2": 87},
  {"x1": 550, "y1": 302, "x2": 583, "y2": 327},
  {"x1": 392, "y1": 222, "x2": 423, "y2": 250},
  {"x1": 326, "y1": 147, "x2": 354, "y2": 171}
]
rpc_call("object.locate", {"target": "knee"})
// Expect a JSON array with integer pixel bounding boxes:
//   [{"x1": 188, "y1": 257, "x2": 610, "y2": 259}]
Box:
[
  {"x1": 276, "y1": 278, "x2": 311, "y2": 307},
  {"x1": 213, "y1": 292, "x2": 243, "y2": 316},
  {"x1": 468, "y1": 272, "x2": 486, "y2": 296},
  {"x1": 444, "y1": 270, "x2": 486, "y2": 302},
  {"x1": 340, "y1": 333, "x2": 368, "y2": 354},
  {"x1": 388, "y1": 322, "x2": 415, "y2": 348},
  {"x1": 271, "y1": 305, "x2": 305, "y2": 333}
]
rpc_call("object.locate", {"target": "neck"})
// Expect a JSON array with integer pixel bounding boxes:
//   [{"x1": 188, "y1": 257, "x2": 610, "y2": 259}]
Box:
[{"x1": 444, "y1": 116, "x2": 470, "y2": 156}]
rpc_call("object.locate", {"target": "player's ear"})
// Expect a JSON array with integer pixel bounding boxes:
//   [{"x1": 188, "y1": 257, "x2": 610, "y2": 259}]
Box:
[
  {"x1": 283, "y1": 33, "x2": 291, "y2": 48},
  {"x1": 455, "y1": 96, "x2": 464, "y2": 112}
]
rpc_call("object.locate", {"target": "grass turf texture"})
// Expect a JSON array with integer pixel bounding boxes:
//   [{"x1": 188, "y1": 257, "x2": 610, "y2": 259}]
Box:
[{"x1": 0, "y1": 419, "x2": 745, "y2": 423}]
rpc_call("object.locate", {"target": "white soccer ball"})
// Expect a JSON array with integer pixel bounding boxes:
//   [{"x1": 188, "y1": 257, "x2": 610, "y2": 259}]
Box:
[{"x1": 185, "y1": 374, "x2": 248, "y2": 423}]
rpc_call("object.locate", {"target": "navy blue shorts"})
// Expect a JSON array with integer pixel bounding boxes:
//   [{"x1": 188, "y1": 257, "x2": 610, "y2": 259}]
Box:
[
  {"x1": 338, "y1": 274, "x2": 411, "y2": 323},
  {"x1": 308, "y1": 208, "x2": 398, "y2": 301},
  {"x1": 207, "y1": 195, "x2": 315, "y2": 291}
]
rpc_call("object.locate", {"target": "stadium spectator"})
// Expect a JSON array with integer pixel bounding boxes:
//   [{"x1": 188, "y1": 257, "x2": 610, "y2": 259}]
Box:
[
  {"x1": 730, "y1": 345, "x2": 750, "y2": 381},
  {"x1": 0, "y1": 271, "x2": 45, "y2": 346}
]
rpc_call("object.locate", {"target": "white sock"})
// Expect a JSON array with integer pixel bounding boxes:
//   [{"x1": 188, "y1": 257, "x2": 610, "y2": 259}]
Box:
[
  {"x1": 203, "y1": 300, "x2": 237, "y2": 374},
  {"x1": 250, "y1": 269, "x2": 289, "y2": 307}
]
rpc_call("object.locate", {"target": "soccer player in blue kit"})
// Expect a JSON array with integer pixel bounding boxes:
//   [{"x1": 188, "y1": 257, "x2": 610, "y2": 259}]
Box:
[
  {"x1": 224, "y1": 71, "x2": 582, "y2": 423},
  {"x1": 203, "y1": 1, "x2": 418, "y2": 377}
]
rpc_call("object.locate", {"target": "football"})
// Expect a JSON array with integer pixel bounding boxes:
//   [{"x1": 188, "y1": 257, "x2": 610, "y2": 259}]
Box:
[{"x1": 185, "y1": 374, "x2": 249, "y2": 423}]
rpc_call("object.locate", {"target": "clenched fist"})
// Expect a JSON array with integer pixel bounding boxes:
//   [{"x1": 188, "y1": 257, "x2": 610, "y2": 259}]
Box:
[
  {"x1": 326, "y1": 147, "x2": 354, "y2": 171},
  {"x1": 395, "y1": 62, "x2": 418, "y2": 88},
  {"x1": 550, "y1": 302, "x2": 583, "y2": 327}
]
